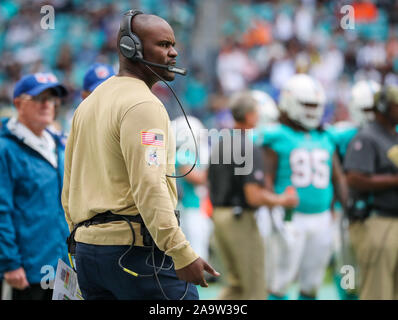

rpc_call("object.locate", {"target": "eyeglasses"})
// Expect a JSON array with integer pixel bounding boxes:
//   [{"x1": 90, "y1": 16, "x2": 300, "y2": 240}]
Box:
[{"x1": 21, "y1": 94, "x2": 58, "y2": 105}]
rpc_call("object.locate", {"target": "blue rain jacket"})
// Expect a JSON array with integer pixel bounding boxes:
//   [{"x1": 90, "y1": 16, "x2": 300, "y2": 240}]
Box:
[{"x1": 0, "y1": 118, "x2": 69, "y2": 284}]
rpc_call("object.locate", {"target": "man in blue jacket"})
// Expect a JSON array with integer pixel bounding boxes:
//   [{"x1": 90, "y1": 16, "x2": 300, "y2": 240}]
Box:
[{"x1": 0, "y1": 73, "x2": 70, "y2": 300}]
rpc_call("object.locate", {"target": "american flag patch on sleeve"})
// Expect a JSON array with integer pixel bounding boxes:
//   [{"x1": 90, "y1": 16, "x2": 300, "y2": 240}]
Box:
[{"x1": 141, "y1": 131, "x2": 164, "y2": 147}]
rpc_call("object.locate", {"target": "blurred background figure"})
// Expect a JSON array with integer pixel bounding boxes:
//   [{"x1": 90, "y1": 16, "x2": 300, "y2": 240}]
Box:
[
  {"x1": 349, "y1": 80, "x2": 382, "y2": 127},
  {"x1": 0, "y1": 73, "x2": 69, "y2": 300},
  {"x1": 327, "y1": 80, "x2": 382, "y2": 162},
  {"x1": 172, "y1": 115, "x2": 212, "y2": 262},
  {"x1": 60, "y1": 62, "x2": 115, "y2": 135},
  {"x1": 81, "y1": 62, "x2": 115, "y2": 99},
  {"x1": 344, "y1": 84, "x2": 398, "y2": 300},
  {"x1": 250, "y1": 89, "x2": 281, "y2": 292},
  {"x1": 326, "y1": 79, "x2": 381, "y2": 300},
  {"x1": 252, "y1": 89, "x2": 280, "y2": 129},
  {"x1": 258, "y1": 74, "x2": 347, "y2": 300},
  {"x1": 208, "y1": 91, "x2": 297, "y2": 300}
]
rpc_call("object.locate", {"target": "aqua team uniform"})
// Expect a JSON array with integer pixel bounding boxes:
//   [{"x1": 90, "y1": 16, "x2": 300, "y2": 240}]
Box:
[
  {"x1": 175, "y1": 149, "x2": 212, "y2": 261},
  {"x1": 325, "y1": 124, "x2": 358, "y2": 161},
  {"x1": 258, "y1": 124, "x2": 336, "y2": 298}
]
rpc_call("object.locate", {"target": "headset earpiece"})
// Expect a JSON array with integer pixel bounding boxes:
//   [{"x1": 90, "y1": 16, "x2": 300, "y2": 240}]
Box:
[{"x1": 119, "y1": 10, "x2": 144, "y2": 61}]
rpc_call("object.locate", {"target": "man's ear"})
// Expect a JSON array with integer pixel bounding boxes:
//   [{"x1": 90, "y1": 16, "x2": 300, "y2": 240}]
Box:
[{"x1": 13, "y1": 98, "x2": 22, "y2": 110}]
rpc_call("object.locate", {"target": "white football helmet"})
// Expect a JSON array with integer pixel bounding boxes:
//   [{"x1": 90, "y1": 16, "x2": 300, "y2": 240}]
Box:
[
  {"x1": 279, "y1": 74, "x2": 326, "y2": 130},
  {"x1": 251, "y1": 90, "x2": 280, "y2": 128},
  {"x1": 171, "y1": 115, "x2": 208, "y2": 166},
  {"x1": 349, "y1": 80, "x2": 381, "y2": 126}
]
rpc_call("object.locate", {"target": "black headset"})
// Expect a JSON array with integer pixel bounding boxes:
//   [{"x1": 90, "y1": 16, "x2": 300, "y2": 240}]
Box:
[
  {"x1": 119, "y1": 10, "x2": 144, "y2": 61},
  {"x1": 119, "y1": 10, "x2": 187, "y2": 75}
]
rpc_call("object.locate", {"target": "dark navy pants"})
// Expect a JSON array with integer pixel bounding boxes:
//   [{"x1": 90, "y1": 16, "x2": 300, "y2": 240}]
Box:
[{"x1": 75, "y1": 242, "x2": 199, "y2": 300}]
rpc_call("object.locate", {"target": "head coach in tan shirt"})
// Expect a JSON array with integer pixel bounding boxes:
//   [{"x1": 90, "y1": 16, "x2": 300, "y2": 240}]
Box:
[{"x1": 62, "y1": 10, "x2": 218, "y2": 300}]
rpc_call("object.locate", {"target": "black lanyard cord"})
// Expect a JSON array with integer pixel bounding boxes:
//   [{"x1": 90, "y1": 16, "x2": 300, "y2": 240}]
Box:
[{"x1": 144, "y1": 64, "x2": 198, "y2": 179}]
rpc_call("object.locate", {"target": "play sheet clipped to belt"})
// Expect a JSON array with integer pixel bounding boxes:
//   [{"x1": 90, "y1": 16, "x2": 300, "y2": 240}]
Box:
[{"x1": 52, "y1": 259, "x2": 84, "y2": 300}]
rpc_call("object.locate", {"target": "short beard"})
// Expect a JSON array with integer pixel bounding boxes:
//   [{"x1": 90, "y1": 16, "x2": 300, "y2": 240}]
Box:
[{"x1": 162, "y1": 72, "x2": 175, "y2": 82}]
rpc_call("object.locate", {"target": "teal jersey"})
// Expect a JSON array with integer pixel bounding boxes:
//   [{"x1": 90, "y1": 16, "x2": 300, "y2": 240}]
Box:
[
  {"x1": 258, "y1": 124, "x2": 336, "y2": 214},
  {"x1": 325, "y1": 124, "x2": 358, "y2": 160},
  {"x1": 253, "y1": 129, "x2": 260, "y2": 145},
  {"x1": 175, "y1": 149, "x2": 201, "y2": 209}
]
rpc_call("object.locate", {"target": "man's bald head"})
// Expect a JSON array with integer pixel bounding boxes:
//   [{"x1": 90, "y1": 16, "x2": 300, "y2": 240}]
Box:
[
  {"x1": 117, "y1": 13, "x2": 173, "y2": 55},
  {"x1": 117, "y1": 12, "x2": 179, "y2": 85},
  {"x1": 132, "y1": 14, "x2": 173, "y2": 39}
]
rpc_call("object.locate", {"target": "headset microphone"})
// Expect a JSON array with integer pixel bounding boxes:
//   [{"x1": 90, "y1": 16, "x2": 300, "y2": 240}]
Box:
[{"x1": 137, "y1": 58, "x2": 187, "y2": 76}]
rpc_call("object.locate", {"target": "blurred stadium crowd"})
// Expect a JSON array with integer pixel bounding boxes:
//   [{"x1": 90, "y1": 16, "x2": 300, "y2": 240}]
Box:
[
  {"x1": 0, "y1": 0, "x2": 397, "y2": 129},
  {"x1": 0, "y1": 0, "x2": 198, "y2": 128}
]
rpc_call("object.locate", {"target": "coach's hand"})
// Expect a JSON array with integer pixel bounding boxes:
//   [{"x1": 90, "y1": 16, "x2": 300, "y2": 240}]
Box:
[{"x1": 176, "y1": 257, "x2": 220, "y2": 287}]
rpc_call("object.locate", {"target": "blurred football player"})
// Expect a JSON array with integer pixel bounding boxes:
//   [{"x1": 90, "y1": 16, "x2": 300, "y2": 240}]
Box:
[
  {"x1": 251, "y1": 90, "x2": 281, "y2": 291},
  {"x1": 344, "y1": 85, "x2": 398, "y2": 299},
  {"x1": 326, "y1": 80, "x2": 381, "y2": 300},
  {"x1": 327, "y1": 80, "x2": 381, "y2": 160},
  {"x1": 172, "y1": 115, "x2": 212, "y2": 262},
  {"x1": 252, "y1": 90, "x2": 280, "y2": 129},
  {"x1": 257, "y1": 74, "x2": 347, "y2": 300}
]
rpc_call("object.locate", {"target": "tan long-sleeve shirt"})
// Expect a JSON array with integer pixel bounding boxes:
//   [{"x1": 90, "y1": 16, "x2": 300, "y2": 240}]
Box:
[{"x1": 61, "y1": 76, "x2": 198, "y2": 270}]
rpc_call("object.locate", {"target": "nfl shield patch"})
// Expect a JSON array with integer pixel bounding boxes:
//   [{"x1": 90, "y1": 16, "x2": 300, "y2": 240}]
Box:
[{"x1": 146, "y1": 148, "x2": 160, "y2": 167}]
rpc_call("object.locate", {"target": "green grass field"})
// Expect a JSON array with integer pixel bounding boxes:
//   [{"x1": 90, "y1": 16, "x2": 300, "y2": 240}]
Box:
[{"x1": 197, "y1": 266, "x2": 342, "y2": 300}]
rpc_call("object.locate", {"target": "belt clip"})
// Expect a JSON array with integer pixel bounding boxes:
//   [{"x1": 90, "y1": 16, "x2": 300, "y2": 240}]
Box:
[
  {"x1": 140, "y1": 224, "x2": 153, "y2": 247},
  {"x1": 83, "y1": 221, "x2": 91, "y2": 228}
]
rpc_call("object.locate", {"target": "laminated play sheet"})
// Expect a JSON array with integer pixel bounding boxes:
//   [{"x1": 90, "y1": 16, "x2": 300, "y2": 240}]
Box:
[{"x1": 52, "y1": 259, "x2": 83, "y2": 300}]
